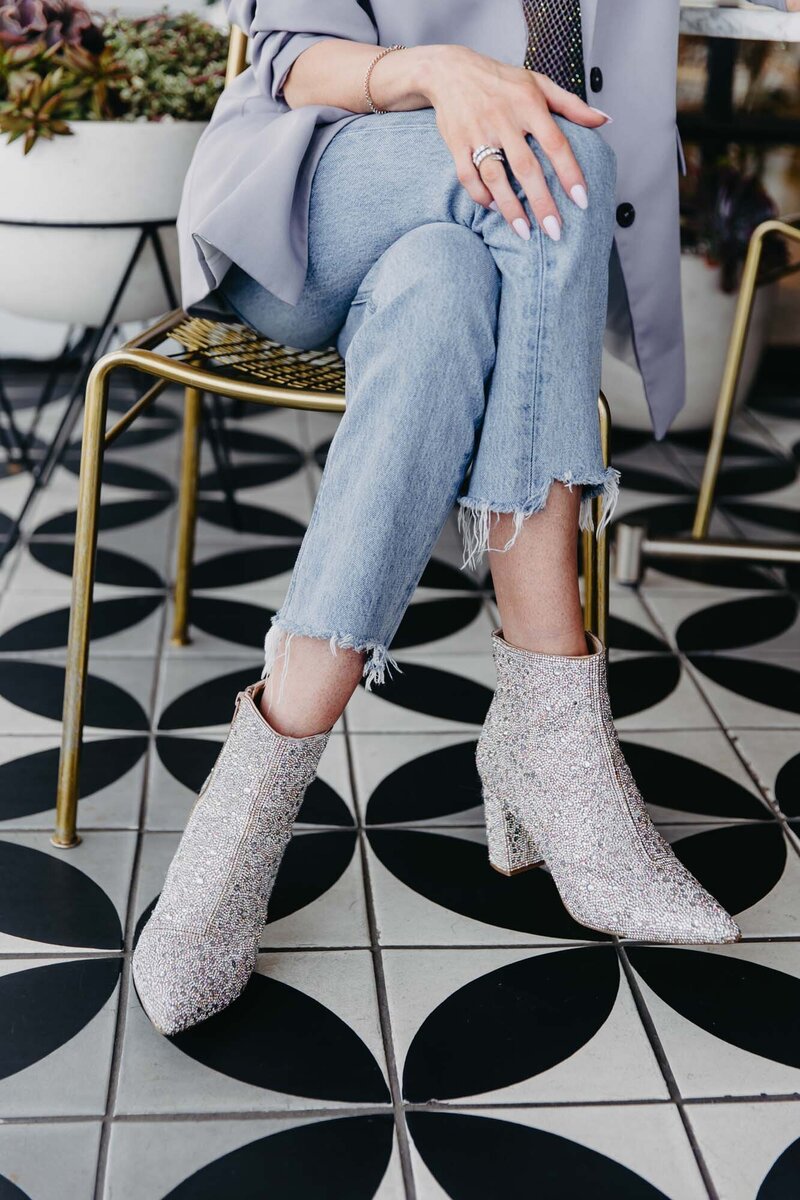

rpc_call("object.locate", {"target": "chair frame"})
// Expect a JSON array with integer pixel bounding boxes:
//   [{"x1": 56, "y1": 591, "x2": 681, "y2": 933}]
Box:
[
  {"x1": 52, "y1": 28, "x2": 612, "y2": 848},
  {"x1": 614, "y1": 217, "x2": 800, "y2": 583}
]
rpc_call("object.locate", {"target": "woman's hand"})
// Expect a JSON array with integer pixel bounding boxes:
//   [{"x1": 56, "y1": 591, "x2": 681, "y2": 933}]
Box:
[
  {"x1": 284, "y1": 38, "x2": 612, "y2": 241},
  {"x1": 414, "y1": 44, "x2": 612, "y2": 240}
]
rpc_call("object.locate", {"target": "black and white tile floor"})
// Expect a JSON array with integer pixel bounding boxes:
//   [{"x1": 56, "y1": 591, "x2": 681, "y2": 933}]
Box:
[{"x1": 0, "y1": 349, "x2": 798, "y2": 1198}]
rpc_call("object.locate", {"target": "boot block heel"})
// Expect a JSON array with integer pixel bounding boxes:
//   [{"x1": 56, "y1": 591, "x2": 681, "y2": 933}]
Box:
[{"x1": 483, "y1": 786, "x2": 544, "y2": 875}]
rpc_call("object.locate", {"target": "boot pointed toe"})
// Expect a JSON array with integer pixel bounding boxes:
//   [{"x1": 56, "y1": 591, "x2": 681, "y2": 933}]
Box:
[
  {"x1": 132, "y1": 923, "x2": 255, "y2": 1036},
  {"x1": 686, "y1": 903, "x2": 741, "y2": 946}
]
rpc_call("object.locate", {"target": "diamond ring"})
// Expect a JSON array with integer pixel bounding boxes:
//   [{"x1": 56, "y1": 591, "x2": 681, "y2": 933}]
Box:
[{"x1": 471, "y1": 145, "x2": 505, "y2": 170}]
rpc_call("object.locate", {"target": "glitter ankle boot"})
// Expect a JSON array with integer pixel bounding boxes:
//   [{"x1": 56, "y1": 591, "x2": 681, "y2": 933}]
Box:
[
  {"x1": 132, "y1": 682, "x2": 331, "y2": 1034},
  {"x1": 477, "y1": 629, "x2": 741, "y2": 944}
]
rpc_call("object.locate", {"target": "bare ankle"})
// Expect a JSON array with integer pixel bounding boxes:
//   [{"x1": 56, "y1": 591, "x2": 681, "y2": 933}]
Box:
[
  {"x1": 258, "y1": 689, "x2": 335, "y2": 738},
  {"x1": 258, "y1": 631, "x2": 366, "y2": 736},
  {"x1": 500, "y1": 624, "x2": 589, "y2": 658}
]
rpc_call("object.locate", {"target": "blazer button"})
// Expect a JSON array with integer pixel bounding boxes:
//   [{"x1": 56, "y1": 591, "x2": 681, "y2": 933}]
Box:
[
  {"x1": 616, "y1": 202, "x2": 635, "y2": 228},
  {"x1": 589, "y1": 66, "x2": 603, "y2": 92}
]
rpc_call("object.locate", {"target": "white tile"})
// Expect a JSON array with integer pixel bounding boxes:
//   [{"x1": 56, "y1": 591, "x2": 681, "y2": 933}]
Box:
[
  {"x1": 116, "y1": 950, "x2": 389, "y2": 1114},
  {"x1": 0, "y1": 656, "x2": 157, "y2": 736},
  {"x1": 395, "y1": 593, "x2": 496, "y2": 657},
  {"x1": 612, "y1": 651, "x2": 718, "y2": 732},
  {"x1": 0, "y1": 956, "x2": 120, "y2": 1116},
  {"x1": 628, "y1": 941, "x2": 800, "y2": 1099},
  {"x1": 687, "y1": 1099, "x2": 800, "y2": 1200},
  {"x1": 0, "y1": 588, "x2": 164, "y2": 658},
  {"x1": 384, "y1": 946, "x2": 667, "y2": 1103},
  {"x1": 730, "y1": 728, "x2": 800, "y2": 814},
  {"x1": 619, "y1": 729, "x2": 771, "y2": 824},
  {"x1": 0, "y1": 831, "x2": 135, "y2": 954},
  {"x1": 105, "y1": 1115, "x2": 403, "y2": 1200},
  {"x1": 365, "y1": 829, "x2": 591, "y2": 948},
  {"x1": 645, "y1": 586, "x2": 800, "y2": 656},
  {"x1": 0, "y1": 1121, "x2": 101, "y2": 1200},
  {"x1": 685, "y1": 651, "x2": 800, "y2": 730},
  {"x1": 409, "y1": 1105, "x2": 707, "y2": 1200},
  {"x1": 345, "y1": 654, "x2": 496, "y2": 735},
  {"x1": 0, "y1": 733, "x2": 145, "y2": 831},
  {"x1": 351, "y1": 732, "x2": 483, "y2": 828}
]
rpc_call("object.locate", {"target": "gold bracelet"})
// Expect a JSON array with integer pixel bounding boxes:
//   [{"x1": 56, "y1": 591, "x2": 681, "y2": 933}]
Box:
[{"x1": 364, "y1": 43, "x2": 406, "y2": 114}]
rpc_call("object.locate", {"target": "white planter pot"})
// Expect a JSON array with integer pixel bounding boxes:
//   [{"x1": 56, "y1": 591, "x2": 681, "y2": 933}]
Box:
[
  {"x1": 601, "y1": 253, "x2": 774, "y2": 433},
  {"x1": 0, "y1": 120, "x2": 206, "y2": 326}
]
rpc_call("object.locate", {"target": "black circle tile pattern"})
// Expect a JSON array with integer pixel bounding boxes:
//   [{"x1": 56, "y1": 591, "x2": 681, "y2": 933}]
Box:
[
  {"x1": 0, "y1": 959, "x2": 120, "y2": 1082},
  {"x1": 164, "y1": 1116, "x2": 394, "y2": 1199},
  {"x1": 408, "y1": 1111, "x2": 670, "y2": 1199},
  {"x1": 1, "y1": 346, "x2": 799, "y2": 1196}
]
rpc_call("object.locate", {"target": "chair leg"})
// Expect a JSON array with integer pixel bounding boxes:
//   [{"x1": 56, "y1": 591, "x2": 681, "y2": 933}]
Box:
[
  {"x1": 582, "y1": 392, "x2": 611, "y2": 645},
  {"x1": 691, "y1": 219, "x2": 769, "y2": 540},
  {"x1": 171, "y1": 387, "x2": 202, "y2": 646},
  {"x1": 53, "y1": 359, "x2": 112, "y2": 848}
]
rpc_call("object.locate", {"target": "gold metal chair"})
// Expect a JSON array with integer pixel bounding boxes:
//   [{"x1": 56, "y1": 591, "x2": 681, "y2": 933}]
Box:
[
  {"x1": 52, "y1": 25, "x2": 613, "y2": 848},
  {"x1": 615, "y1": 217, "x2": 800, "y2": 583}
]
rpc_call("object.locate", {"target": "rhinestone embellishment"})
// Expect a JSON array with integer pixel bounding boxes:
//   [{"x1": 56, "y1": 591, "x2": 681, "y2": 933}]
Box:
[
  {"x1": 132, "y1": 683, "x2": 330, "y2": 1035},
  {"x1": 477, "y1": 629, "x2": 741, "y2": 945}
]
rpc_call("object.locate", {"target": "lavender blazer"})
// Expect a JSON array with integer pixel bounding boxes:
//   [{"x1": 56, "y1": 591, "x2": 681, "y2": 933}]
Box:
[{"x1": 176, "y1": 0, "x2": 786, "y2": 438}]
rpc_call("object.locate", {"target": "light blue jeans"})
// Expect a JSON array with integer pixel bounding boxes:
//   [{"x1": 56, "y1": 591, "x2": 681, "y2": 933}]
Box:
[{"x1": 219, "y1": 108, "x2": 620, "y2": 694}]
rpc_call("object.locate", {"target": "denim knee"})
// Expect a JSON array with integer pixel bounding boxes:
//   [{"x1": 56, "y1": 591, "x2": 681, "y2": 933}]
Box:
[
  {"x1": 548, "y1": 114, "x2": 617, "y2": 202},
  {"x1": 365, "y1": 223, "x2": 500, "y2": 339}
]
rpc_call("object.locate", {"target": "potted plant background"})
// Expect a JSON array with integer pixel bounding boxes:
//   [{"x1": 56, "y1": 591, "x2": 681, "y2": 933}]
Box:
[
  {"x1": 603, "y1": 32, "x2": 796, "y2": 433},
  {"x1": 0, "y1": 2, "x2": 227, "y2": 325}
]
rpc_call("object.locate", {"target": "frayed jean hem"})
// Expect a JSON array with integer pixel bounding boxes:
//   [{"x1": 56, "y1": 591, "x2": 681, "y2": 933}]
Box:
[
  {"x1": 457, "y1": 467, "x2": 621, "y2": 571},
  {"x1": 262, "y1": 616, "x2": 403, "y2": 708}
]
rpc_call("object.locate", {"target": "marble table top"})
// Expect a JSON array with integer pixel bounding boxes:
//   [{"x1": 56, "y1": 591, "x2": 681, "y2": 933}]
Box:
[{"x1": 680, "y1": 2, "x2": 800, "y2": 41}]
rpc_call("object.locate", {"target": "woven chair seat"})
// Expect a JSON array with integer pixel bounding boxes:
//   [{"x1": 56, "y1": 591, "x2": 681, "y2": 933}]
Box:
[{"x1": 169, "y1": 316, "x2": 346, "y2": 395}]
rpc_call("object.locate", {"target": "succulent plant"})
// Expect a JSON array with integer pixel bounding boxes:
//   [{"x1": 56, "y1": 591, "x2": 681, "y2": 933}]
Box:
[
  {"x1": 105, "y1": 12, "x2": 226, "y2": 123},
  {"x1": 0, "y1": 0, "x2": 47, "y2": 48},
  {"x1": 0, "y1": 0, "x2": 100, "y2": 52},
  {"x1": 0, "y1": 65, "x2": 72, "y2": 151},
  {"x1": 0, "y1": 6, "x2": 227, "y2": 151},
  {"x1": 59, "y1": 41, "x2": 127, "y2": 118}
]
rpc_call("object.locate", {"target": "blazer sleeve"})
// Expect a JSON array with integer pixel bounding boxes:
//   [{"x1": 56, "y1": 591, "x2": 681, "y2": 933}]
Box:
[{"x1": 224, "y1": 0, "x2": 379, "y2": 102}]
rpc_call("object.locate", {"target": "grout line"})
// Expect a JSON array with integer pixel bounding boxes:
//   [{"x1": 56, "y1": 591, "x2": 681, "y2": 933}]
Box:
[
  {"x1": 344, "y1": 730, "x2": 418, "y2": 1200},
  {"x1": 92, "y1": 494, "x2": 177, "y2": 1200},
  {"x1": 2, "y1": 368, "x2": 799, "y2": 1189},
  {"x1": 7, "y1": 926, "x2": 800, "y2": 964},
  {"x1": 4, "y1": 1090, "x2": 800, "y2": 1126},
  {"x1": 6, "y1": 930, "x2": 800, "y2": 965},
  {"x1": 617, "y1": 945, "x2": 720, "y2": 1200}
]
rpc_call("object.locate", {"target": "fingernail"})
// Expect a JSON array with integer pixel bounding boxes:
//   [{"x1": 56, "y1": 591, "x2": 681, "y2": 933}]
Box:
[
  {"x1": 589, "y1": 106, "x2": 614, "y2": 124},
  {"x1": 543, "y1": 215, "x2": 561, "y2": 242},
  {"x1": 512, "y1": 217, "x2": 531, "y2": 241},
  {"x1": 570, "y1": 183, "x2": 588, "y2": 210},
  {"x1": 489, "y1": 200, "x2": 499, "y2": 211}
]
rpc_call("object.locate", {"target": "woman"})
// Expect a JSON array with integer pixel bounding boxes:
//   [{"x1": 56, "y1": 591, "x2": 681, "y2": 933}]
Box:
[{"x1": 133, "y1": 0, "x2": 789, "y2": 1037}]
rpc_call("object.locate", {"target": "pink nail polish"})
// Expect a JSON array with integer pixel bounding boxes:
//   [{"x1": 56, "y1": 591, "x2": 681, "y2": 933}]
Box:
[
  {"x1": 543, "y1": 215, "x2": 561, "y2": 242},
  {"x1": 589, "y1": 106, "x2": 614, "y2": 124},
  {"x1": 489, "y1": 200, "x2": 499, "y2": 212},
  {"x1": 512, "y1": 217, "x2": 531, "y2": 241},
  {"x1": 570, "y1": 183, "x2": 588, "y2": 210}
]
